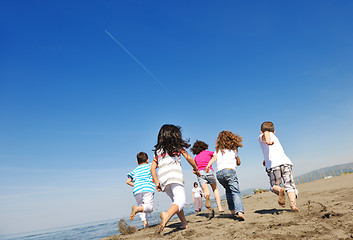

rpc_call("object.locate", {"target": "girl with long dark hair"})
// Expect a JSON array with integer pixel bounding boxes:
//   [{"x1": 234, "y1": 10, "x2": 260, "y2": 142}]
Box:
[{"x1": 151, "y1": 124, "x2": 200, "y2": 234}]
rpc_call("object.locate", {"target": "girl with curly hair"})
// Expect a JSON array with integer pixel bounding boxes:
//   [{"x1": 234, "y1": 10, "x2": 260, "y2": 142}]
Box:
[
  {"x1": 191, "y1": 140, "x2": 224, "y2": 213},
  {"x1": 151, "y1": 124, "x2": 200, "y2": 234},
  {"x1": 205, "y1": 130, "x2": 245, "y2": 221}
]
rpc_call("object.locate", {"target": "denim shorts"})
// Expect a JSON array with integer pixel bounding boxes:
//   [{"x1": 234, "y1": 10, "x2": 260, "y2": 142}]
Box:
[{"x1": 197, "y1": 170, "x2": 216, "y2": 186}]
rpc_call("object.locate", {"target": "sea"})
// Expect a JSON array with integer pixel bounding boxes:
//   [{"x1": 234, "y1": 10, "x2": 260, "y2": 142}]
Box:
[{"x1": 0, "y1": 202, "x2": 216, "y2": 240}]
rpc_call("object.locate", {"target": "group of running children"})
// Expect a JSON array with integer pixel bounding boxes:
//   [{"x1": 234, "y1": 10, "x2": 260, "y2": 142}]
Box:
[{"x1": 126, "y1": 121, "x2": 299, "y2": 234}]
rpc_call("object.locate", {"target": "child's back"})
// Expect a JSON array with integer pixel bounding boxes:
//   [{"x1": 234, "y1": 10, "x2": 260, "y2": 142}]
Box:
[
  {"x1": 194, "y1": 150, "x2": 214, "y2": 171},
  {"x1": 154, "y1": 150, "x2": 183, "y2": 190},
  {"x1": 128, "y1": 163, "x2": 155, "y2": 196},
  {"x1": 151, "y1": 124, "x2": 200, "y2": 234},
  {"x1": 126, "y1": 152, "x2": 155, "y2": 228},
  {"x1": 258, "y1": 132, "x2": 292, "y2": 170},
  {"x1": 205, "y1": 131, "x2": 245, "y2": 220},
  {"x1": 258, "y1": 121, "x2": 299, "y2": 212}
]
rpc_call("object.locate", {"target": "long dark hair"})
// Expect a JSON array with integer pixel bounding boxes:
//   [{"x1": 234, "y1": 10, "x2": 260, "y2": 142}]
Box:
[{"x1": 154, "y1": 124, "x2": 190, "y2": 157}]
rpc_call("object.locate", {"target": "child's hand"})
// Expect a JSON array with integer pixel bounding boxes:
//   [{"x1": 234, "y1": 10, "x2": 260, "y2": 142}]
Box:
[
  {"x1": 205, "y1": 165, "x2": 210, "y2": 173},
  {"x1": 155, "y1": 181, "x2": 162, "y2": 192},
  {"x1": 126, "y1": 178, "x2": 134, "y2": 187},
  {"x1": 262, "y1": 131, "x2": 274, "y2": 145},
  {"x1": 193, "y1": 169, "x2": 201, "y2": 177}
]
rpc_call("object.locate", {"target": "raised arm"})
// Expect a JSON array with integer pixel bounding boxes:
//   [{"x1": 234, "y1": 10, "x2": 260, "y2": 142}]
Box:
[
  {"x1": 151, "y1": 158, "x2": 162, "y2": 192},
  {"x1": 262, "y1": 131, "x2": 274, "y2": 145},
  {"x1": 181, "y1": 149, "x2": 200, "y2": 177}
]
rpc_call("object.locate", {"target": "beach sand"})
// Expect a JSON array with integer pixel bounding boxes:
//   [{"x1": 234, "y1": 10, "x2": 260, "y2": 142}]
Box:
[{"x1": 103, "y1": 173, "x2": 353, "y2": 239}]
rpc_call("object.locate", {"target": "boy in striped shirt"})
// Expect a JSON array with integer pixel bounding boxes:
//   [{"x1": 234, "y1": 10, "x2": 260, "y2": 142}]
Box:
[{"x1": 127, "y1": 152, "x2": 155, "y2": 228}]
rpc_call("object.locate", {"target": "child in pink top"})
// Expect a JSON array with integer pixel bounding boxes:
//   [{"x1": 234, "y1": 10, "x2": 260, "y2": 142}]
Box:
[
  {"x1": 191, "y1": 140, "x2": 224, "y2": 213},
  {"x1": 195, "y1": 150, "x2": 215, "y2": 171}
]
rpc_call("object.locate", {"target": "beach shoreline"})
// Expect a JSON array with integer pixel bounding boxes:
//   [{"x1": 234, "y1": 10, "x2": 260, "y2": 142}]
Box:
[{"x1": 103, "y1": 173, "x2": 353, "y2": 239}]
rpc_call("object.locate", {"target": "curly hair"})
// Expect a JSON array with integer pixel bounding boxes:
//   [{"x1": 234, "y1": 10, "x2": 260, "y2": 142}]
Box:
[
  {"x1": 215, "y1": 130, "x2": 243, "y2": 154},
  {"x1": 154, "y1": 124, "x2": 190, "y2": 157},
  {"x1": 191, "y1": 140, "x2": 209, "y2": 155}
]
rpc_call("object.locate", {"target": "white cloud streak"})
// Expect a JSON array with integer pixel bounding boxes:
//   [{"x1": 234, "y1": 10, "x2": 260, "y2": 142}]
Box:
[{"x1": 105, "y1": 30, "x2": 173, "y2": 95}]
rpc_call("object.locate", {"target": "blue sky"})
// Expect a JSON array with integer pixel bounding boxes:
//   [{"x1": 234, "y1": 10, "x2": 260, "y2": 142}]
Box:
[{"x1": 1, "y1": 0, "x2": 353, "y2": 235}]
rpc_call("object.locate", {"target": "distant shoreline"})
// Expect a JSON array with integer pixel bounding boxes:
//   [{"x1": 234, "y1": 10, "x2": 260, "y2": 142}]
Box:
[{"x1": 103, "y1": 172, "x2": 353, "y2": 240}]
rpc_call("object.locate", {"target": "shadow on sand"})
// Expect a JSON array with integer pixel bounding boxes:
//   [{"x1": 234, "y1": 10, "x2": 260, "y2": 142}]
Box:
[
  {"x1": 162, "y1": 222, "x2": 187, "y2": 236},
  {"x1": 254, "y1": 208, "x2": 291, "y2": 215},
  {"x1": 215, "y1": 213, "x2": 244, "y2": 221}
]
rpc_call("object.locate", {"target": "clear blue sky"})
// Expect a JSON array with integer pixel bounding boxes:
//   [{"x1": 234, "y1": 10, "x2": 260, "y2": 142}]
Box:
[{"x1": 1, "y1": 0, "x2": 353, "y2": 235}]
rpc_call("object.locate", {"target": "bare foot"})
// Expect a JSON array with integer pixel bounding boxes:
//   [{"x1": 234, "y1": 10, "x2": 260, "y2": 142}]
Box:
[
  {"x1": 205, "y1": 195, "x2": 211, "y2": 209},
  {"x1": 143, "y1": 223, "x2": 149, "y2": 228},
  {"x1": 237, "y1": 212, "x2": 245, "y2": 221},
  {"x1": 178, "y1": 224, "x2": 188, "y2": 230},
  {"x1": 278, "y1": 188, "x2": 286, "y2": 207},
  {"x1": 290, "y1": 201, "x2": 299, "y2": 212},
  {"x1": 155, "y1": 211, "x2": 168, "y2": 234},
  {"x1": 129, "y1": 206, "x2": 138, "y2": 220}
]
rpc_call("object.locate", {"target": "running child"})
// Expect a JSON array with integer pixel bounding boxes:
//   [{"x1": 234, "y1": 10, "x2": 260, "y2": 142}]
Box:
[
  {"x1": 191, "y1": 140, "x2": 224, "y2": 213},
  {"x1": 205, "y1": 130, "x2": 245, "y2": 221},
  {"x1": 258, "y1": 121, "x2": 299, "y2": 211},
  {"x1": 126, "y1": 152, "x2": 155, "y2": 228},
  {"x1": 151, "y1": 124, "x2": 200, "y2": 234}
]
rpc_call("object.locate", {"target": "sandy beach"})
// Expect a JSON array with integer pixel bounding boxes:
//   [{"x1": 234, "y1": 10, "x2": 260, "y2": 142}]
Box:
[{"x1": 103, "y1": 173, "x2": 353, "y2": 240}]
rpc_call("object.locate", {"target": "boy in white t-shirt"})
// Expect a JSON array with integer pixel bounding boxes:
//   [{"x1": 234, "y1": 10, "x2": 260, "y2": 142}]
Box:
[{"x1": 258, "y1": 121, "x2": 299, "y2": 212}]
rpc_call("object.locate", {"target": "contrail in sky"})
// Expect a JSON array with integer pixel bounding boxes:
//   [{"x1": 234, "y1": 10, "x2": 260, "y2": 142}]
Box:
[{"x1": 105, "y1": 30, "x2": 171, "y2": 94}]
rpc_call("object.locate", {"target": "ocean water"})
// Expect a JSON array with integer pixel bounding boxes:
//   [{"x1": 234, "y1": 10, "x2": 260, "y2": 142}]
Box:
[{"x1": 0, "y1": 203, "x2": 209, "y2": 240}]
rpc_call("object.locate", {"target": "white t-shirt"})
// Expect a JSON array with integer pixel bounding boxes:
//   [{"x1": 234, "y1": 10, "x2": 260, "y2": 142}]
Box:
[
  {"x1": 214, "y1": 149, "x2": 239, "y2": 172},
  {"x1": 258, "y1": 132, "x2": 293, "y2": 170},
  {"x1": 192, "y1": 187, "x2": 202, "y2": 198}
]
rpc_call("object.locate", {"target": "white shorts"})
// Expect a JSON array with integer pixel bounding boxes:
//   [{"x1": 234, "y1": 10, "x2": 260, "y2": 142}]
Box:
[
  {"x1": 134, "y1": 192, "x2": 154, "y2": 221},
  {"x1": 164, "y1": 183, "x2": 186, "y2": 212}
]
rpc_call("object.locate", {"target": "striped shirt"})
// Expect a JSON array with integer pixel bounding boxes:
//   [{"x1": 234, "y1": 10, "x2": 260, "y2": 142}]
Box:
[
  {"x1": 127, "y1": 163, "x2": 155, "y2": 196},
  {"x1": 156, "y1": 150, "x2": 184, "y2": 191}
]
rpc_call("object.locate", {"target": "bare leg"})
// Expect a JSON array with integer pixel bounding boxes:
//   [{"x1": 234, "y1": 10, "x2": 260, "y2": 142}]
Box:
[
  {"x1": 130, "y1": 205, "x2": 144, "y2": 220},
  {"x1": 210, "y1": 182, "x2": 224, "y2": 212},
  {"x1": 272, "y1": 185, "x2": 285, "y2": 207},
  {"x1": 201, "y1": 183, "x2": 211, "y2": 209},
  {"x1": 156, "y1": 204, "x2": 179, "y2": 234},
  {"x1": 176, "y1": 209, "x2": 188, "y2": 229},
  {"x1": 288, "y1": 192, "x2": 299, "y2": 212},
  {"x1": 143, "y1": 220, "x2": 149, "y2": 228}
]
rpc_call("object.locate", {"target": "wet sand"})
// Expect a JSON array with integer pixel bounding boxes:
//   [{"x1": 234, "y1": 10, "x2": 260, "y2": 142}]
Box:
[{"x1": 103, "y1": 173, "x2": 353, "y2": 239}]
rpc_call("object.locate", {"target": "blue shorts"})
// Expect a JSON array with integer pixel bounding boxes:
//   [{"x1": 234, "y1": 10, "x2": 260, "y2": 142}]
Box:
[{"x1": 197, "y1": 170, "x2": 216, "y2": 186}]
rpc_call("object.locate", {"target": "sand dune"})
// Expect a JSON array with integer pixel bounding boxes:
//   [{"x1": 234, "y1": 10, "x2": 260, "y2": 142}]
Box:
[{"x1": 103, "y1": 173, "x2": 353, "y2": 239}]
